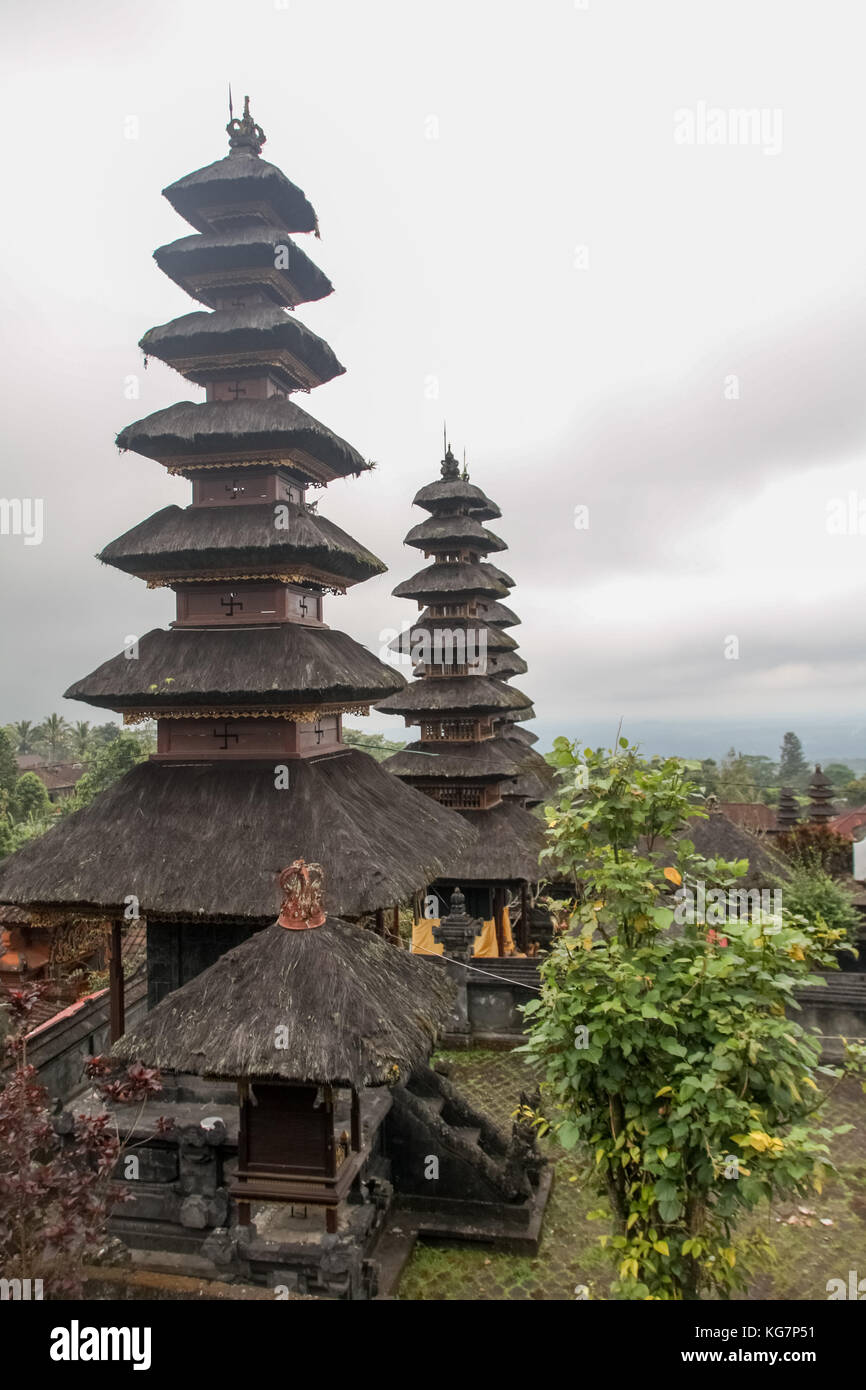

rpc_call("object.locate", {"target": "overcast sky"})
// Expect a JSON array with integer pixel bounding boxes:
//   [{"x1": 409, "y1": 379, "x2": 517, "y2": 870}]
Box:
[{"x1": 1, "y1": 0, "x2": 865, "y2": 760}]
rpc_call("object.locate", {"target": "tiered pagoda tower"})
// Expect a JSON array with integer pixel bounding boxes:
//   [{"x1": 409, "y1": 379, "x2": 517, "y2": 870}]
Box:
[
  {"x1": 0, "y1": 100, "x2": 474, "y2": 1013},
  {"x1": 377, "y1": 445, "x2": 552, "y2": 957}
]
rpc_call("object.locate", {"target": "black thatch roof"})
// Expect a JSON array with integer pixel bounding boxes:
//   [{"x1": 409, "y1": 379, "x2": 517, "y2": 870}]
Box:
[
  {"x1": 480, "y1": 561, "x2": 515, "y2": 589},
  {"x1": 64, "y1": 625, "x2": 405, "y2": 712},
  {"x1": 412, "y1": 478, "x2": 501, "y2": 521},
  {"x1": 500, "y1": 705, "x2": 537, "y2": 724},
  {"x1": 112, "y1": 917, "x2": 454, "y2": 1087},
  {"x1": 392, "y1": 562, "x2": 509, "y2": 603},
  {"x1": 434, "y1": 800, "x2": 546, "y2": 885},
  {"x1": 139, "y1": 307, "x2": 345, "y2": 389},
  {"x1": 0, "y1": 751, "x2": 477, "y2": 922},
  {"x1": 503, "y1": 725, "x2": 538, "y2": 746},
  {"x1": 383, "y1": 737, "x2": 522, "y2": 782},
  {"x1": 163, "y1": 151, "x2": 318, "y2": 235},
  {"x1": 387, "y1": 619, "x2": 518, "y2": 656},
  {"x1": 474, "y1": 599, "x2": 520, "y2": 628},
  {"x1": 99, "y1": 502, "x2": 384, "y2": 588},
  {"x1": 673, "y1": 811, "x2": 790, "y2": 890},
  {"x1": 498, "y1": 741, "x2": 556, "y2": 804},
  {"x1": 116, "y1": 399, "x2": 367, "y2": 481},
  {"x1": 485, "y1": 652, "x2": 528, "y2": 680},
  {"x1": 153, "y1": 228, "x2": 333, "y2": 309},
  {"x1": 376, "y1": 677, "x2": 530, "y2": 717},
  {"x1": 403, "y1": 515, "x2": 507, "y2": 554}
]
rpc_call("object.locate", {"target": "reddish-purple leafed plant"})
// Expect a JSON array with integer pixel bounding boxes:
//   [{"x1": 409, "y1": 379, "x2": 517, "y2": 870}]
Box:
[{"x1": 0, "y1": 984, "x2": 169, "y2": 1296}]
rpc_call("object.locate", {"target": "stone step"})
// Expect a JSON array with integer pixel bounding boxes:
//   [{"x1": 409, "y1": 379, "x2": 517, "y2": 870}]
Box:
[{"x1": 369, "y1": 1224, "x2": 418, "y2": 1299}]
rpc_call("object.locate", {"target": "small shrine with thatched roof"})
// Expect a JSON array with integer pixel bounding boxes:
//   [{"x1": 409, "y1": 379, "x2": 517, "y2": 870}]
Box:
[{"x1": 101, "y1": 862, "x2": 550, "y2": 1296}]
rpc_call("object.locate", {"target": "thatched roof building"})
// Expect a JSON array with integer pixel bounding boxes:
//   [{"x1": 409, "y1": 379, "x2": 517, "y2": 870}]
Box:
[
  {"x1": 393, "y1": 561, "x2": 509, "y2": 603},
  {"x1": 0, "y1": 752, "x2": 474, "y2": 923},
  {"x1": 113, "y1": 915, "x2": 454, "y2": 1087},
  {"x1": 0, "y1": 97, "x2": 475, "y2": 1015},
  {"x1": 376, "y1": 444, "x2": 552, "y2": 955},
  {"x1": 64, "y1": 624, "x2": 404, "y2": 714},
  {"x1": 98, "y1": 501, "x2": 384, "y2": 589},
  {"x1": 153, "y1": 227, "x2": 333, "y2": 310},
  {"x1": 140, "y1": 306, "x2": 346, "y2": 392},
  {"x1": 116, "y1": 398, "x2": 368, "y2": 482}
]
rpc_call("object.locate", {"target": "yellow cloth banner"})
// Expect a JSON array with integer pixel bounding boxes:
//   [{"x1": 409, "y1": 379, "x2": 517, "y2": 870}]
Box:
[{"x1": 411, "y1": 906, "x2": 515, "y2": 958}]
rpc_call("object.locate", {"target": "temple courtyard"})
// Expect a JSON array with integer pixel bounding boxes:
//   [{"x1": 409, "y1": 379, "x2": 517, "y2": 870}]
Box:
[{"x1": 398, "y1": 1050, "x2": 866, "y2": 1302}]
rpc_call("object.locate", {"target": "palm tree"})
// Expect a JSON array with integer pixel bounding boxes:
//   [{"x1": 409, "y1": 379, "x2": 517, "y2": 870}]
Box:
[
  {"x1": 35, "y1": 714, "x2": 71, "y2": 764},
  {"x1": 71, "y1": 721, "x2": 92, "y2": 759},
  {"x1": 11, "y1": 720, "x2": 35, "y2": 755}
]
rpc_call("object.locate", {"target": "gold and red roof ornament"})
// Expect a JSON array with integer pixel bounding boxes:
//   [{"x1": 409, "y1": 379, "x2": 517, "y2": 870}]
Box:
[{"x1": 277, "y1": 859, "x2": 326, "y2": 930}]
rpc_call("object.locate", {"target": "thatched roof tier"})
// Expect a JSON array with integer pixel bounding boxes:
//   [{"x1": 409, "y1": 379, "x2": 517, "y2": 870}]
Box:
[
  {"x1": 498, "y1": 741, "x2": 556, "y2": 804},
  {"x1": 64, "y1": 625, "x2": 405, "y2": 712},
  {"x1": 387, "y1": 619, "x2": 518, "y2": 656},
  {"x1": 413, "y1": 478, "x2": 501, "y2": 522},
  {"x1": 436, "y1": 800, "x2": 546, "y2": 885},
  {"x1": 480, "y1": 562, "x2": 515, "y2": 589},
  {"x1": 377, "y1": 677, "x2": 530, "y2": 717},
  {"x1": 500, "y1": 705, "x2": 537, "y2": 724},
  {"x1": 0, "y1": 752, "x2": 477, "y2": 922},
  {"x1": 153, "y1": 228, "x2": 333, "y2": 310},
  {"x1": 392, "y1": 562, "x2": 509, "y2": 604},
  {"x1": 139, "y1": 307, "x2": 345, "y2": 391},
  {"x1": 116, "y1": 399, "x2": 367, "y2": 483},
  {"x1": 383, "y1": 737, "x2": 522, "y2": 782},
  {"x1": 403, "y1": 515, "x2": 507, "y2": 555},
  {"x1": 485, "y1": 652, "x2": 529, "y2": 680},
  {"x1": 473, "y1": 599, "x2": 520, "y2": 629},
  {"x1": 501, "y1": 725, "x2": 538, "y2": 746},
  {"x1": 99, "y1": 502, "x2": 384, "y2": 589},
  {"x1": 163, "y1": 151, "x2": 318, "y2": 235},
  {"x1": 112, "y1": 917, "x2": 454, "y2": 1087}
]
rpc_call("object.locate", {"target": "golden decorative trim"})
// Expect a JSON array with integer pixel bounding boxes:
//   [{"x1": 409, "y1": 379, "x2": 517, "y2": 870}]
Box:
[
  {"x1": 123, "y1": 703, "x2": 370, "y2": 724},
  {"x1": 163, "y1": 451, "x2": 356, "y2": 485},
  {"x1": 144, "y1": 571, "x2": 347, "y2": 594}
]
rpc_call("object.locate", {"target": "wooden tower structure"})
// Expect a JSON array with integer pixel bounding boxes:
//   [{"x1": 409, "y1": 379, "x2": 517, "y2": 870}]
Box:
[
  {"x1": 377, "y1": 445, "x2": 552, "y2": 957},
  {"x1": 0, "y1": 100, "x2": 474, "y2": 1019}
]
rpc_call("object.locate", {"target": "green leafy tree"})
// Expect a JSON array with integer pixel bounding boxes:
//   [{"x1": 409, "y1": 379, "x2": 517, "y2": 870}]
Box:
[
  {"x1": 0, "y1": 728, "x2": 19, "y2": 823},
  {"x1": 88, "y1": 722, "x2": 121, "y2": 749},
  {"x1": 781, "y1": 865, "x2": 859, "y2": 947},
  {"x1": 12, "y1": 772, "x2": 52, "y2": 822},
  {"x1": 779, "y1": 732, "x2": 810, "y2": 789},
  {"x1": 844, "y1": 776, "x2": 866, "y2": 805},
  {"x1": 10, "y1": 720, "x2": 36, "y2": 755},
  {"x1": 823, "y1": 763, "x2": 855, "y2": 792},
  {"x1": 62, "y1": 735, "x2": 149, "y2": 814},
  {"x1": 70, "y1": 721, "x2": 93, "y2": 759},
  {"x1": 525, "y1": 737, "x2": 852, "y2": 1300},
  {"x1": 716, "y1": 748, "x2": 758, "y2": 802},
  {"x1": 34, "y1": 714, "x2": 71, "y2": 763},
  {"x1": 741, "y1": 754, "x2": 778, "y2": 792}
]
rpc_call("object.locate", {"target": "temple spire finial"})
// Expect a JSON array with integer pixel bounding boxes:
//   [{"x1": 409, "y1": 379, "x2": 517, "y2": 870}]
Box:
[
  {"x1": 226, "y1": 92, "x2": 266, "y2": 156},
  {"x1": 440, "y1": 421, "x2": 460, "y2": 480}
]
